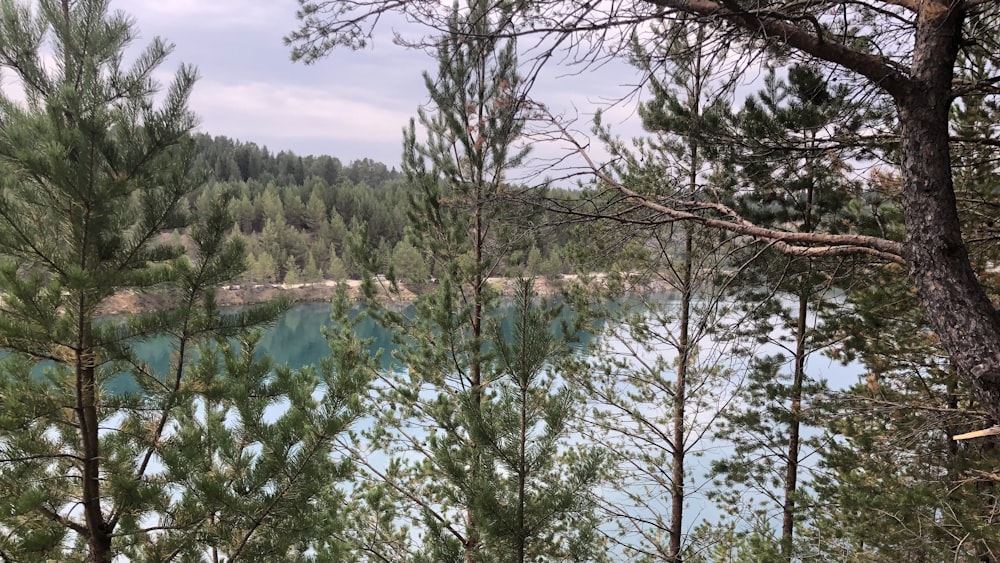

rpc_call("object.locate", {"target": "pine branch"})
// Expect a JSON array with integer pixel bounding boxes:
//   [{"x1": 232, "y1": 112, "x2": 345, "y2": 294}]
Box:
[
  {"x1": 228, "y1": 429, "x2": 330, "y2": 562},
  {"x1": 340, "y1": 437, "x2": 469, "y2": 547}
]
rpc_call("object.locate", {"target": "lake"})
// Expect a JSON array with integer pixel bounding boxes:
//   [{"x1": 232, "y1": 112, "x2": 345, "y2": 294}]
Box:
[{"x1": 116, "y1": 298, "x2": 863, "y2": 549}]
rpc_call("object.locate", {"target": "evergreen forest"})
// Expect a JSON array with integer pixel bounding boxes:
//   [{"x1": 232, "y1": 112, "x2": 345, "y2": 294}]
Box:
[
  {"x1": 184, "y1": 134, "x2": 580, "y2": 285},
  {"x1": 1, "y1": 0, "x2": 999, "y2": 562}
]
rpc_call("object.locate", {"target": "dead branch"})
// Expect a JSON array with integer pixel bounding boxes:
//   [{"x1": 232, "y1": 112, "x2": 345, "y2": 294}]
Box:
[{"x1": 546, "y1": 109, "x2": 907, "y2": 265}]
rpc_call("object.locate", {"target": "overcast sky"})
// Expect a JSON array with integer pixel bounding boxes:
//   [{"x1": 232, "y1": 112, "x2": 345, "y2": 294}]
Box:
[{"x1": 118, "y1": 1, "x2": 648, "y2": 170}]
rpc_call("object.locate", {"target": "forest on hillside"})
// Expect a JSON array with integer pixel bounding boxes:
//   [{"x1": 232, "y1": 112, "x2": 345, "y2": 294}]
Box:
[
  {"x1": 1, "y1": 0, "x2": 1000, "y2": 562},
  {"x1": 183, "y1": 134, "x2": 580, "y2": 285}
]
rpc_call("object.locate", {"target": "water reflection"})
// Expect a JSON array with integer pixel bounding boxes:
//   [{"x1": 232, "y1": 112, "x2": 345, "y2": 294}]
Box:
[{"x1": 107, "y1": 298, "x2": 593, "y2": 394}]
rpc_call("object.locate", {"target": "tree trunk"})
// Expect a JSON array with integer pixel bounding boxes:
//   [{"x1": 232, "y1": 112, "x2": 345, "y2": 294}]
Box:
[
  {"x1": 517, "y1": 357, "x2": 528, "y2": 563},
  {"x1": 464, "y1": 198, "x2": 483, "y2": 563},
  {"x1": 780, "y1": 291, "x2": 806, "y2": 561},
  {"x1": 898, "y1": 3, "x2": 1000, "y2": 423},
  {"x1": 779, "y1": 136, "x2": 819, "y2": 561},
  {"x1": 669, "y1": 227, "x2": 693, "y2": 563},
  {"x1": 78, "y1": 346, "x2": 111, "y2": 563},
  {"x1": 465, "y1": 61, "x2": 487, "y2": 560}
]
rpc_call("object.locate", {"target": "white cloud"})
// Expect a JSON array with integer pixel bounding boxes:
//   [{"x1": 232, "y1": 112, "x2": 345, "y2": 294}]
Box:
[
  {"x1": 122, "y1": 0, "x2": 285, "y2": 29},
  {"x1": 191, "y1": 80, "x2": 413, "y2": 144},
  {"x1": 112, "y1": 0, "x2": 650, "y2": 166}
]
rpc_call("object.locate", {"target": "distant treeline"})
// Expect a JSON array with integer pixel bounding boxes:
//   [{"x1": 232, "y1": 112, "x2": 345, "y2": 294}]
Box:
[{"x1": 184, "y1": 134, "x2": 580, "y2": 284}]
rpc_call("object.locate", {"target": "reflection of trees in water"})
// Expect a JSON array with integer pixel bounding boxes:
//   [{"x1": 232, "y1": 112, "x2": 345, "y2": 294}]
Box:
[
  {"x1": 108, "y1": 299, "x2": 596, "y2": 393},
  {"x1": 256, "y1": 303, "x2": 343, "y2": 369},
  {"x1": 258, "y1": 300, "x2": 594, "y2": 372}
]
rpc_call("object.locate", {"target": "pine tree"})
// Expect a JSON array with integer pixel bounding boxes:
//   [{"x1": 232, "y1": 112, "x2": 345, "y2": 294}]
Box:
[
  {"x1": 709, "y1": 64, "x2": 870, "y2": 560},
  {"x1": 0, "y1": 2, "x2": 200, "y2": 558},
  {"x1": 360, "y1": 0, "x2": 522, "y2": 550},
  {"x1": 467, "y1": 280, "x2": 606, "y2": 563},
  {"x1": 798, "y1": 49, "x2": 1000, "y2": 562},
  {"x1": 283, "y1": 254, "x2": 302, "y2": 284},
  {"x1": 260, "y1": 215, "x2": 289, "y2": 271},
  {"x1": 118, "y1": 292, "x2": 369, "y2": 562},
  {"x1": 390, "y1": 238, "x2": 428, "y2": 284},
  {"x1": 570, "y1": 19, "x2": 740, "y2": 563},
  {"x1": 250, "y1": 249, "x2": 278, "y2": 283},
  {"x1": 260, "y1": 182, "x2": 285, "y2": 223},
  {"x1": 345, "y1": 2, "x2": 605, "y2": 561},
  {"x1": 326, "y1": 246, "x2": 348, "y2": 281},
  {"x1": 0, "y1": 3, "x2": 364, "y2": 561},
  {"x1": 302, "y1": 250, "x2": 324, "y2": 282},
  {"x1": 305, "y1": 187, "x2": 328, "y2": 232}
]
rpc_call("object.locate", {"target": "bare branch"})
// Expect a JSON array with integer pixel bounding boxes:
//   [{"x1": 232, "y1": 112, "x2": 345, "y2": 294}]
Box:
[
  {"x1": 548, "y1": 111, "x2": 906, "y2": 264},
  {"x1": 37, "y1": 505, "x2": 89, "y2": 538}
]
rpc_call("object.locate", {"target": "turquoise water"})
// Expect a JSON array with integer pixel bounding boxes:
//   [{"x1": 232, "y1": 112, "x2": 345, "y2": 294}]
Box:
[
  {"x1": 109, "y1": 299, "x2": 591, "y2": 392},
  {"x1": 257, "y1": 302, "x2": 396, "y2": 369},
  {"x1": 27, "y1": 298, "x2": 863, "y2": 548},
  {"x1": 106, "y1": 303, "x2": 385, "y2": 393}
]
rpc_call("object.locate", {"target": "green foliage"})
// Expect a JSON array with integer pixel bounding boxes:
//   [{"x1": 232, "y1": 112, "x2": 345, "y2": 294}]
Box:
[
  {"x1": 283, "y1": 254, "x2": 302, "y2": 284},
  {"x1": 120, "y1": 312, "x2": 368, "y2": 562},
  {"x1": 326, "y1": 247, "x2": 348, "y2": 281},
  {"x1": 184, "y1": 124, "x2": 583, "y2": 285},
  {"x1": 704, "y1": 63, "x2": 874, "y2": 560},
  {"x1": 391, "y1": 238, "x2": 429, "y2": 283},
  {"x1": 468, "y1": 280, "x2": 607, "y2": 563},
  {"x1": 794, "y1": 53, "x2": 1000, "y2": 559},
  {"x1": 0, "y1": 3, "x2": 367, "y2": 561},
  {"x1": 249, "y1": 249, "x2": 278, "y2": 283},
  {"x1": 685, "y1": 519, "x2": 784, "y2": 563},
  {"x1": 12, "y1": 2, "x2": 998, "y2": 562},
  {"x1": 302, "y1": 250, "x2": 324, "y2": 282},
  {"x1": 341, "y1": 3, "x2": 608, "y2": 561},
  {"x1": 283, "y1": 4, "x2": 1000, "y2": 562}
]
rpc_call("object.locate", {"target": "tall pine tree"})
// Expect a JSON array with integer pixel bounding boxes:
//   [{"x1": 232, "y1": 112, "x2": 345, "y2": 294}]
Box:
[
  {"x1": 800, "y1": 48, "x2": 1000, "y2": 562},
  {"x1": 0, "y1": 2, "x2": 368, "y2": 561},
  {"x1": 577, "y1": 19, "x2": 742, "y2": 563},
  {"x1": 344, "y1": 1, "x2": 605, "y2": 561},
  {"x1": 710, "y1": 64, "x2": 868, "y2": 561}
]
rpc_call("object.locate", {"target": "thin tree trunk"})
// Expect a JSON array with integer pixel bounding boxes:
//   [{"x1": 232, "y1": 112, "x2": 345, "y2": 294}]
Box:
[
  {"x1": 78, "y1": 324, "x2": 111, "y2": 562},
  {"x1": 669, "y1": 46, "x2": 705, "y2": 560},
  {"x1": 781, "y1": 291, "x2": 807, "y2": 561},
  {"x1": 464, "y1": 187, "x2": 483, "y2": 563},
  {"x1": 669, "y1": 227, "x2": 692, "y2": 563},
  {"x1": 780, "y1": 138, "x2": 818, "y2": 562},
  {"x1": 517, "y1": 319, "x2": 528, "y2": 563},
  {"x1": 464, "y1": 52, "x2": 487, "y2": 563}
]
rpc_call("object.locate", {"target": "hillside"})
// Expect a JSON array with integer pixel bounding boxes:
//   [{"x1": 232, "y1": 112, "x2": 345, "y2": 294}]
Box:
[{"x1": 183, "y1": 133, "x2": 588, "y2": 287}]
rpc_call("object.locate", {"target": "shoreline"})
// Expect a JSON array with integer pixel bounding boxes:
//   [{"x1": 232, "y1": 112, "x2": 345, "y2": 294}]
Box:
[
  {"x1": 95, "y1": 276, "x2": 570, "y2": 316},
  {"x1": 96, "y1": 274, "x2": 676, "y2": 316}
]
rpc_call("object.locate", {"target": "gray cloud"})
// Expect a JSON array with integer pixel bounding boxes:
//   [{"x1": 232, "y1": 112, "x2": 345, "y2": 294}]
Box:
[{"x1": 115, "y1": 0, "x2": 647, "y2": 170}]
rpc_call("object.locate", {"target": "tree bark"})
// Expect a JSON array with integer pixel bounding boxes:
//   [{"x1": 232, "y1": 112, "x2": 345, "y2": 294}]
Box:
[
  {"x1": 669, "y1": 227, "x2": 692, "y2": 563},
  {"x1": 896, "y1": 2, "x2": 1000, "y2": 423},
  {"x1": 781, "y1": 291, "x2": 806, "y2": 561},
  {"x1": 77, "y1": 337, "x2": 111, "y2": 562}
]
